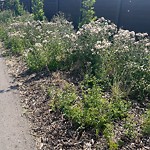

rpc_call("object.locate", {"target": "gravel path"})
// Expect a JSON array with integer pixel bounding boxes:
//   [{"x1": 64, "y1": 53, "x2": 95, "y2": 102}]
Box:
[{"x1": 0, "y1": 45, "x2": 36, "y2": 150}]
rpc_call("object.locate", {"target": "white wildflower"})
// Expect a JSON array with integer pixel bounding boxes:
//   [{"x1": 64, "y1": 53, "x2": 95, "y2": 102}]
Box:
[
  {"x1": 63, "y1": 34, "x2": 70, "y2": 38},
  {"x1": 35, "y1": 43, "x2": 43, "y2": 48},
  {"x1": 144, "y1": 48, "x2": 149, "y2": 53},
  {"x1": 37, "y1": 35, "x2": 41, "y2": 39},
  {"x1": 42, "y1": 40, "x2": 48, "y2": 44},
  {"x1": 70, "y1": 33, "x2": 77, "y2": 41},
  {"x1": 136, "y1": 33, "x2": 148, "y2": 40},
  {"x1": 95, "y1": 39, "x2": 111, "y2": 50},
  {"x1": 145, "y1": 43, "x2": 150, "y2": 47}
]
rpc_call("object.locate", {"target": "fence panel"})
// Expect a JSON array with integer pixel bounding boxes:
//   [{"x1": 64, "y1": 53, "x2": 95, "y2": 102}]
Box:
[
  {"x1": 19, "y1": 0, "x2": 150, "y2": 33},
  {"x1": 119, "y1": 0, "x2": 150, "y2": 33},
  {"x1": 59, "y1": 0, "x2": 81, "y2": 27},
  {"x1": 44, "y1": 0, "x2": 58, "y2": 20},
  {"x1": 20, "y1": 0, "x2": 31, "y2": 12},
  {"x1": 95, "y1": 0, "x2": 121, "y2": 25}
]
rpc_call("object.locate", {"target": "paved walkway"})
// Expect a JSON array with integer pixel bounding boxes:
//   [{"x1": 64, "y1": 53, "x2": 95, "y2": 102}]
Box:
[{"x1": 0, "y1": 45, "x2": 36, "y2": 150}]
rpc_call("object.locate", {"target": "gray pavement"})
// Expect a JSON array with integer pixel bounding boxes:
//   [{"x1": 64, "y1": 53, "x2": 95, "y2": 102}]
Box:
[{"x1": 0, "y1": 45, "x2": 36, "y2": 150}]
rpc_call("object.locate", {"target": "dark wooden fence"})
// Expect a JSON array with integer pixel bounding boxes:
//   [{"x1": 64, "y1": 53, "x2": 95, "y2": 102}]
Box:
[{"x1": 20, "y1": 0, "x2": 150, "y2": 33}]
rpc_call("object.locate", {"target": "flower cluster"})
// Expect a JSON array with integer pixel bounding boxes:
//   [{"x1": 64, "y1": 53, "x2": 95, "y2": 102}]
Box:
[
  {"x1": 2, "y1": 13, "x2": 150, "y2": 100},
  {"x1": 95, "y1": 39, "x2": 111, "y2": 50}
]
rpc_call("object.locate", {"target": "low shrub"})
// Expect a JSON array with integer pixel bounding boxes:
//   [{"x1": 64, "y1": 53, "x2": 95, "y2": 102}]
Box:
[
  {"x1": 49, "y1": 77, "x2": 130, "y2": 135},
  {"x1": 4, "y1": 0, "x2": 25, "y2": 16},
  {"x1": 0, "y1": 10, "x2": 13, "y2": 24},
  {"x1": 71, "y1": 19, "x2": 150, "y2": 100},
  {"x1": 24, "y1": 15, "x2": 75, "y2": 71},
  {"x1": 142, "y1": 109, "x2": 150, "y2": 135},
  {"x1": 0, "y1": 26, "x2": 8, "y2": 41},
  {"x1": 5, "y1": 37, "x2": 25, "y2": 54},
  {"x1": 0, "y1": 11, "x2": 34, "y2": 56},
  {"x1": 49, "y1": 77, "x2": 131, "y2": 148}
]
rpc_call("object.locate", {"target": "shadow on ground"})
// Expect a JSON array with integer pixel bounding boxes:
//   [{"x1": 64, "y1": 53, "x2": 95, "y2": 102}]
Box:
[{"x1": 0, "y1": 85, "x2": 18, "y2": 94}]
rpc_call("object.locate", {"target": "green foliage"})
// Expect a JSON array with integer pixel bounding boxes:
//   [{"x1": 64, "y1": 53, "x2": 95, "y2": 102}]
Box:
[
  {"x1": 0, "y1": 13, "x2": 73, "y2": 71},
  {"x1": 108, "y1": 140, "x2": 118, "y2": 150},
  {"x1": 72, "y1": 19, "x2": 117, "y2": 79},
  {"x1": 72, "y1": 19, "x2": 150, "y2": 100},
  {"x1": 32, "y1": 0, "x2": 45, "y2": 21},
  {"x1": 0, "y1": 11, "x2": 34, "y2": 55},
  {"x1": 0, "y1": 10, "x2": 13, "y2": 24},
  {"x1": 4, "y1": 0, "x2": 25, "y2": 16},
  {"x1": 49, "y1": 76, "x2": 132, "y2": 148},
  {"x1": 1, "y1": 12, "x2": 149, "y2": 100},
  {"x1": 103, "y1": 124, "x2": 119, "y2": 150},
  {"x1": 24, "y1": 15, "x2": 74, "y2": 71},
  {"x1": 13, "y1": 0, "x2": 25, "y2": 16},
  {"x1": 142, "y1": 109, "x2": 150, "y2": 135},
  {"x1": 79, "y1": 0, "x2": 97, "y2": 27},
  {"x1": 0, "y1": 10, "x2": 149, "y2": 149},
  {"x1": 26, "y1": 47, "x2": 47, "y2": 71},
  {"x1": 0, "y1": 11, "x2": 149, "y2": 100},
  {"x1": 111, "y1": 81, "x2": 126, "y2": 100},
  {"x1": 123, "y1": 114, "x2": 137, "y2": 139},
  {"x1": 5, "y1": 37, "x2": 25, "y2": 55},
  {"x1": 108, "y1": 33, "x2": 150, "y2": 101},
  {"x1": 0, "y1": 26, "x2": 7, "y2": 41},
  {"x1": 49, "y1": 77, "x2": 129, "y2": 136},
  {"x1": 4, "y1": 0, "x2": 14, "y2": 10},
  {"x1": 0, "y1": 11, "x2": 12, "y2": 43}
]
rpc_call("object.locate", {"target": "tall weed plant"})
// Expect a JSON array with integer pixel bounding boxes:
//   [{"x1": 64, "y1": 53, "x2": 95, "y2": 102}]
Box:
[
  {"x1": 142, "y1": 109, "x2": 150, "y2": 135},
  {"x1": 32, "y1": 0, "x2": 45, "y2": 21},
  {"x1": 4, "y1": 0, "x2": 24, "y2": 16},
  {"x1": 80, "y1": 0, "x2": 97, "y2": 27},
  {"x1": 0, "y1": 10, "x2": 13, "y2": 24}
]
